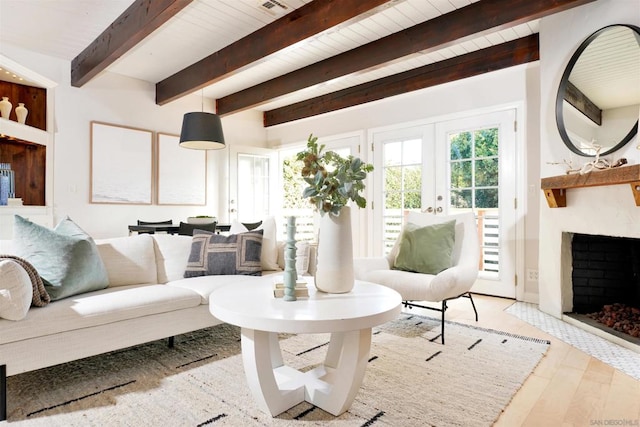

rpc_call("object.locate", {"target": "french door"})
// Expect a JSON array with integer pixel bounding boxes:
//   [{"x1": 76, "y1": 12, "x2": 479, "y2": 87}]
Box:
[
  {"x1": 228, "y1": 145, "x2": 278, "y2": 223},
  {"x1": 372, "y1": 109, "x2": 517, "y2": 298}
]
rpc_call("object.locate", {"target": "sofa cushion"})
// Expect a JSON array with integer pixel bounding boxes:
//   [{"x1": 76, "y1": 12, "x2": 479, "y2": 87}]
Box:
[
  {"x1": 13, "y1": 215, "x2": 109, "y2": 301},
  {"x1": 184, "y1": 230, "x2": 263, "y2": 277},
  {"x1": 230, "y1": 216, "x2": 279, "y2": 270},
  {"x1": 394, "y1": 220, "x2": 456, "y2": 275},
  {"x1": 0, "y1": 284, "x2": 202, "y2": 346},
  {"x1": 0, "y1": 260, "x2": 32, "y2": 321},
  {"x1": 95, "y1": 234, "x2": 158, "y2": 287},
  {"x1": 152, "y1": 234, "x2": 193, "y2": 283},
  {"x1": 168, "y1": 275, "x2": 262, "y2": 304}
]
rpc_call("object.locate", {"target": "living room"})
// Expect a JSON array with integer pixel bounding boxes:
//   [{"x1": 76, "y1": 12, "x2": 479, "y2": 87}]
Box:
[{"x1": 0, "y1": 0, "x2": 639, "y2": 425}]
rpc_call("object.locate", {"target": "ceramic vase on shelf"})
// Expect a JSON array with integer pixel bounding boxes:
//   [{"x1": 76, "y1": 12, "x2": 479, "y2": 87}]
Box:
[
  {"x1": 15, "y1": 103, "x2": 28, "y2": 124},
  {"x1": 0, "y1": 97, "x2": 11, "y2": 119},
  {"x1": 314, "y1": 206, "x2": 355, "y2": 294}
]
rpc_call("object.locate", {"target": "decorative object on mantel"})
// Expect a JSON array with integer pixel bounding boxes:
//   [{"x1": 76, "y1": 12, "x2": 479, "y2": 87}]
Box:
[
  {"x1": 14, "y1": 102, "x2": 27, "y2": 124},
  {"x1": 282, "y1": 216, "x2": 298, "y2": 301},
  {"x1": 541, "y1": 164, "x2": 640, "y2": 208},
  {"x1": 297, "y1": 134, "x2": 373, "y2": 294},
  {"x1": 547, "y1": 141, "x2": 628, "y2": 175},
  {"x1": 0, "y1": 97, "x2": 11, "y2": 119}
]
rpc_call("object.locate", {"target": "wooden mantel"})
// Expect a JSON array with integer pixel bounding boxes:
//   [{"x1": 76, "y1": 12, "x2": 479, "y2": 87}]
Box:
[{"x1": 541, "y1": 164, "x2": 640, "y2": 208}]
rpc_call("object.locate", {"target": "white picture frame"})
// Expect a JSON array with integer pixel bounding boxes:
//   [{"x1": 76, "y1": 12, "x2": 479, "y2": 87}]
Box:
[
  {"x1": 90, "y1": 121, "x2": 153, "y2": 204},
  {"x1": 157, "y1": 133, "x2": 207, "y2": 205}
]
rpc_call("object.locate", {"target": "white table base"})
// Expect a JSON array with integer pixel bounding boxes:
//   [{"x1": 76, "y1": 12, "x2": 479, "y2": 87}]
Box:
[{"x1": 241, "y1": 327, "x2": 372, "y2": 416}]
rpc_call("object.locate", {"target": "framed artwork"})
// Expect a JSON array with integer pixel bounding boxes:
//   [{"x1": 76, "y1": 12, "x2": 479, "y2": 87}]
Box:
[
  {"x1": 156, "y1": 132, "x2": 207, "y2": 205},
  {"x1": 90, "y1": 121, "x2": 153, "y2": 204}
]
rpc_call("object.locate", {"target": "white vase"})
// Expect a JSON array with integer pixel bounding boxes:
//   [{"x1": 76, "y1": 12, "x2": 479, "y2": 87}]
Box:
[
  {"x1": 314, "y1": 206, "x2": 355, "y2": 293},
  {"x1": 15, "y1": 103, "x2": 28, "y2": 124},
  {"x1": 0, "y1": 97, "x2": 11, "y2": 119}
]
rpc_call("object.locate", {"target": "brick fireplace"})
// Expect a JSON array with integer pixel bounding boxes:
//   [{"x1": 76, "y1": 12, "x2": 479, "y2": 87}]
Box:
[
  {"x1": 570, "y1": 233, "x2": 640, "y2": 313},
  {"x1": 566, "y1": 233, "x2": 640, "y2": 342},
  {"x1": 538, "y1": 180, "x2": 640, "y2": 351}
]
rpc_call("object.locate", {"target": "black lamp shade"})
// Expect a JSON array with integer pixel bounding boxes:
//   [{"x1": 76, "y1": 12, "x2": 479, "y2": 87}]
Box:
[{"x1": 179, "y1": 112, "x2": 225, "y2": 150}]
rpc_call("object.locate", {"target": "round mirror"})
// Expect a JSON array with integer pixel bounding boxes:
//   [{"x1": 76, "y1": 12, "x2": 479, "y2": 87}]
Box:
[{"x1": 556, "y1": 24, "x2": 640, "y2": 157}]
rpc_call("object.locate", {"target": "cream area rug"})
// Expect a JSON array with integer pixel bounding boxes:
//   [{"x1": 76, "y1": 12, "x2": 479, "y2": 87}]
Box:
[{"x1": 6, "y1": 314, "x2": 549, "y2": 426}]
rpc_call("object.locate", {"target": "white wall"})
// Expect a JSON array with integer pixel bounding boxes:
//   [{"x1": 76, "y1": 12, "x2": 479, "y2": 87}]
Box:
[
  {"x1": 267, "y1": 63, "x2": 542, "y2": 301},
  {"x1": 538, "y1": 0, "x2": 640, "y2": 317},
  {"x1": 1, "y1": 43, "x2": 267, "y2": 238}
]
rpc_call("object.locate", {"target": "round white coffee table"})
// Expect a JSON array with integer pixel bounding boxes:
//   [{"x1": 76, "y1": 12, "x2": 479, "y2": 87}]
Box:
[{"x1": 209, "y1": 277, "x2": 401, "y2": 417}]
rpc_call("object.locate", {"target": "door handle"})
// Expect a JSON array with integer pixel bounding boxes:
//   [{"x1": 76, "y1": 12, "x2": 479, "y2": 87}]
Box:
[{"x1": 422, "y1": 207, "x2": 434, "y2": 213}]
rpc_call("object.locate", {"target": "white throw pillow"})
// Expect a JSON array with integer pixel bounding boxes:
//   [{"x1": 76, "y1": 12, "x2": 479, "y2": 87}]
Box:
[
  {"x1": 152, "y1": 234, "x2": 194, "y2": 283},
  {"x1": 0, "y1": 259, "x2": 32, "y2": 321},
  {"x1": 95, "y1": 234, "x2": 158, "y2": 286},
  {"x1": 295, "y1": 241, "x2": 311, "y2": 276},
  {"x1": 230, "y1": 217, "x2": 279, "y2": 271}
]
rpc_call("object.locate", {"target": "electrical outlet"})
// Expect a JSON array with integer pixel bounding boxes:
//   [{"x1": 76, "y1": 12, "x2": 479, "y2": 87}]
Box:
[{"x1": 527, "y1": 269, "x2": 539, "y2": 282}]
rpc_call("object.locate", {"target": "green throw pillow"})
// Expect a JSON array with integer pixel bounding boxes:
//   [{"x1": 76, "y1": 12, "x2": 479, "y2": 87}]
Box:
[
  {"x1": 394, "y1": 220, "x2": 456, "y2": 275},
  {"x1": 13, "y1": 215, "x2": 109, "y2": 301}
]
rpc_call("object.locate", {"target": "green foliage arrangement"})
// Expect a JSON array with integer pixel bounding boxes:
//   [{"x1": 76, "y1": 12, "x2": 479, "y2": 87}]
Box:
[{"x1": 296, "y1": 134, "x2": 374, "y2": 216}]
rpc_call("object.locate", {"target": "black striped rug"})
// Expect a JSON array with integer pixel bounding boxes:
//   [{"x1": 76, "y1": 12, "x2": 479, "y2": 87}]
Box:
[{"x1": 6, "y1": 313, "x2": 549, "y2": 426}]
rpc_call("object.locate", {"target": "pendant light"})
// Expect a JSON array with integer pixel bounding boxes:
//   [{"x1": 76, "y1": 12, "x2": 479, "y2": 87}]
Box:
[{"x1": 179, "y1": 91, "x2": 225, "y2": 150}]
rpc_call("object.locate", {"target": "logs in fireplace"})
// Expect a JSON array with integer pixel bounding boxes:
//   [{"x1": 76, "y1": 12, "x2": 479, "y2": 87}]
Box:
[{"x1": 587, "y1": 303, "x2": 640, "y2": 338}]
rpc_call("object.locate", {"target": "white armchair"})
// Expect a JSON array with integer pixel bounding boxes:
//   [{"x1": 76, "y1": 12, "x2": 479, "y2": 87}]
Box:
[{"x1": 354, "y1": 212, "x2": 479, "y2": 344}]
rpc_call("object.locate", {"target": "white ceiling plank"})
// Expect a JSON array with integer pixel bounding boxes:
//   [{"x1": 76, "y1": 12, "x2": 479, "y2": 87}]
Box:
[{"x1": 427, "y1": 0, "x2": 457, "y2": 15}]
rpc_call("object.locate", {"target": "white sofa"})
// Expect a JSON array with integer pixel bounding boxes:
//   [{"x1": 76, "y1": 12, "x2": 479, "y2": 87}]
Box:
[{"x1": 0, "y1": 232, "x2": 314, "y2": 420}]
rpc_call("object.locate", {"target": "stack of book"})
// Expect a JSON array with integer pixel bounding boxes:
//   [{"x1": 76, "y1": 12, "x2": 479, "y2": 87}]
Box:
[{"x1": 273, "y1": 277, "x2": 309, "y2": 298}]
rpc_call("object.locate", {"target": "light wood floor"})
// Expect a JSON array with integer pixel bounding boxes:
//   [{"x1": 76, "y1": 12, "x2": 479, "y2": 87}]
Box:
[{"x1": 402, "y1": 295, "x2": 640, "y2": 427}]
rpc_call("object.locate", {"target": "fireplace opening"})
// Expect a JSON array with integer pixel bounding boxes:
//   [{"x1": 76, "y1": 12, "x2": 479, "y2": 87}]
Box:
[{"x1": 568, "y1": 233, "x2": 640, "y2": 343}]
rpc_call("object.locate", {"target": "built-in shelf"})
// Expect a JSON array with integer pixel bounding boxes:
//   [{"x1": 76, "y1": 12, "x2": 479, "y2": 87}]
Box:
[
  {"x1": 541, "y1": 164, "x2": 640, "y2": 208},
  {"x1": 0, "y1": 118, "x2": 48, "y2": 146}
]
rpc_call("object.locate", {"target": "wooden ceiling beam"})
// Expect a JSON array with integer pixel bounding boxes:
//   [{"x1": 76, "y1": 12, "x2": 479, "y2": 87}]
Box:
[
  {"x1": 263, "y1": 34, "x2": 539, "y2": 127},
  {"x1": 155, "y1": 0, "x2": 393, "y2": 105},
  {"x1": 564, "y1": 81, "x2": 602, "y2": 125},
  {"x1": 71, "y1": 0, "x2": 193, "y2": 87},
  {"x1": 218, "y1": 0, "x2": 595, "y2": 116}
]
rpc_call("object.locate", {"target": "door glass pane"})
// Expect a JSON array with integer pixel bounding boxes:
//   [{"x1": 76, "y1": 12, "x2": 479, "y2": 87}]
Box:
[
  {"x1": 237, "y1": 154, "x2": 270, "y2": 221},
  {"x1": 475, "y1": 158, "x2": 498, "y2": 186},
  {"x1": 382, "y1": 138, "x2": 422, "y2": 254},
  {"x1": 450, "y1": 160, "x2": 472, "y2": 187},
  {"x1": 450, "y1": 189, "x2": 472, "y2": 209},
  {"x1": 450, "y1": 132, "x2": 472, "y2": 160},
  {"x1": 448, "y1": 126, "x2": 500, "y2": 278}
]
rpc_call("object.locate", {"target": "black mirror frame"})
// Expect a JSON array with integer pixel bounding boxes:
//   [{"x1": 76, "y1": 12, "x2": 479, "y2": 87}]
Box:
[{"x1": 555, "y1": 24, "x2": 640, "y2": 157}]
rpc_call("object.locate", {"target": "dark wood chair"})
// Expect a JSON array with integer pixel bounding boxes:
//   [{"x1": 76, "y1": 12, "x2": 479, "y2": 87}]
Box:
[{"x1": 136, "y1": 220, "x2": 173, "y2": 234}]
